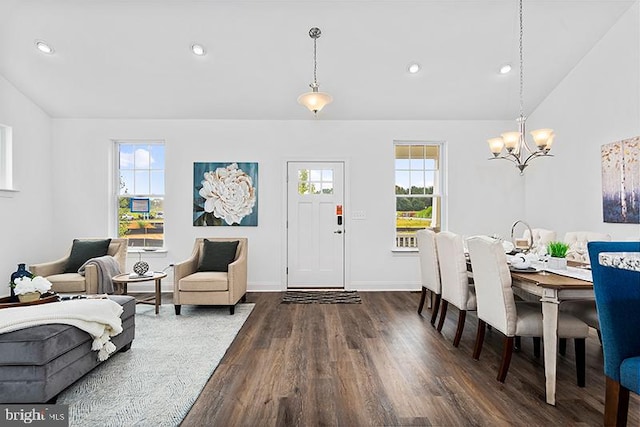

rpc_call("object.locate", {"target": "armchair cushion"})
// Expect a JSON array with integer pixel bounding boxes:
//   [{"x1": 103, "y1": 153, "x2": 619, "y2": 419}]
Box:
[
  {"x1": 179, "y1": 272, "x2": 229, "y2": 292},
  {"x1": 197, "y1": 240, "x2": 239, "y2": 272},
  {"x1": 64, "y1": 239, "x2": 112, "y2": 273},
  {"x1": 46, "y1": 273, "x2": 87, "y2": 293}
]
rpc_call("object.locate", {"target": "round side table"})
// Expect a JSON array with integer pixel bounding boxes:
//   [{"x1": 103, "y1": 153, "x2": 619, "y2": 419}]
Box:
[{"x1": 112, "y1": 271, "x2": 167, "y2": 314}]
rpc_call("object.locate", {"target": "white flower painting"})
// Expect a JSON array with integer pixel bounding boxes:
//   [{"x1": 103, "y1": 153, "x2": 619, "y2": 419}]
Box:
[{"x1": 194, "y1": 162, "x2": 258, "y2": 226}]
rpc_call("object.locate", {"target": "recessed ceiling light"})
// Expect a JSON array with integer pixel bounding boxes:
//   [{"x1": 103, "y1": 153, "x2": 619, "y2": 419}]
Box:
[
  {"x1": 35, "y1": 40, "x2": 54, "y2": 54},
  {"x1": 499, "y1": 64, "x2": 512, "y2": 74},
  {"x1": 191, "y1": 44, "x2": 206, "y2": 56},
  {"x1": 408, "y1": 63, "x2": 421, "y2": 74}
]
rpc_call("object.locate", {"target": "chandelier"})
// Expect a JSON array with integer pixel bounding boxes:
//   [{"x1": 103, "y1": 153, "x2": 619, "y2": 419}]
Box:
[
  {"x1": 487, "y1": 0, "x2": 555, "y2": 174},
  {"x1": 298, "y1": 27, "x2": 333, "y2": 116}
]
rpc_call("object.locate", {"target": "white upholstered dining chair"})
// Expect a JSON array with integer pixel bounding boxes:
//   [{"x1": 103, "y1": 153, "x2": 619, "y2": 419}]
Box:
[
  {"x1": 564, "y1": 231, "x2": 611, "y2": 263},
  {"x1": 522, "y1": 228, "x2": 556, "y2": 254},
  {"x1": 416, "y1": 229, "x2": 442, "y2": 326},
  {"x1": 556, "y1": 232, "x2": 610, "y2": 342},
  {"x1": 467, "y1": 235, "x2": 590, "y2": 384},
  {"x1": 435, "y1": 231, "x2": 476, "y2": 347}
]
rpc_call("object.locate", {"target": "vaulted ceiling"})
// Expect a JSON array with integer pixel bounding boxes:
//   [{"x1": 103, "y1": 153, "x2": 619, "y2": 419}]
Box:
[{"x1": 0, "y1": 0, "x2": 635, "y2": 120}]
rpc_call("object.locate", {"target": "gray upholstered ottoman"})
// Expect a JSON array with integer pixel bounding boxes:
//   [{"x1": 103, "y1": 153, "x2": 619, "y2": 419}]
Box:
[{"x1": 0, "y1": 295, "x2": 135, "y2": 403}]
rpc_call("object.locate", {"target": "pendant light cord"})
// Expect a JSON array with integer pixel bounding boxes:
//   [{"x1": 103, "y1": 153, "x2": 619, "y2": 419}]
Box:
[{"x1": 519, "y1": 0, "x2": 524, "y2": 119}]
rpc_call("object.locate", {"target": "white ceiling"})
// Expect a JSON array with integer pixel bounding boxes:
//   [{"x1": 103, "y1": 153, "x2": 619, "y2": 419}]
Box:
[{"x1": 0, "y1": 0, "x2": 635, "y2": 120}]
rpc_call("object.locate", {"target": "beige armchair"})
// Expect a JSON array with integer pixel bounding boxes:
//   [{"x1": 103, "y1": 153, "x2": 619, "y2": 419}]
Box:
[
  {"x1": 174, "y1": 238, "x2": 247, "y2": 315},
  {"x1": 30, "y1": 239, "x2": 127, "y2": 294}
]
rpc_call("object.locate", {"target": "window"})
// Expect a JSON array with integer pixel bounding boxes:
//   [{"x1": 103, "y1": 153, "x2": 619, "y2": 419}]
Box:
[
  {"x1": 297, "y1": 168, "x2": 334, "y2": 195},
  {"x1": 395, "y1": 142, "x2": 443, "y2": 249},
  {"x1": 0, "y1": 124, "x2": 13, "y2": 190},
  {"x1": 116, "y1": 141, "x2": 165, "y2": 248}
]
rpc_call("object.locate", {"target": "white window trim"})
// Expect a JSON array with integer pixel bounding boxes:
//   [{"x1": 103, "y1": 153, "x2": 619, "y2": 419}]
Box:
[{"x1": 392, "y1": 140, "x2": 447, "y2": 252}]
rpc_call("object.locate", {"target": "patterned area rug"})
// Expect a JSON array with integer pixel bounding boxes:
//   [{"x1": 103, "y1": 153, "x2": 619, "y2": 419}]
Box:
[
  {"x1": 57, "y1": 303, "x2": 254, "y2": 427},
  {"x1": 281, "y1": 290, "x2": 362, "y2": 304}
]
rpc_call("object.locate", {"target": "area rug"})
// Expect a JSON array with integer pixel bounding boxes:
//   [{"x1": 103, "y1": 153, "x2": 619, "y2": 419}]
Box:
[
  {"x1": 57, "y1": 303, "x2": 254, "y2": 427},
  {"x1": 281, "y1": 290, "x2": 361, "y2": 304}
]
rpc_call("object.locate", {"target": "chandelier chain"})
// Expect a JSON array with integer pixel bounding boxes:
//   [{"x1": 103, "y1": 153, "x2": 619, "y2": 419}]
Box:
[
  {"x1": 519, "y1": 0, "x2": 524, "y2": 118},
  {"x1": 313, "y1": 37, "x2": 318, "y2": 85}
]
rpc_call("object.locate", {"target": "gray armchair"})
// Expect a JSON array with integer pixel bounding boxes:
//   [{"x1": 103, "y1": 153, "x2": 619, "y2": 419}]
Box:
[
  {"x1": 174, "y1": 238, "x2": 247, "y2": 315},
  {"x1": 30, "y1": 238, "x2": 127, "y2": 294}
]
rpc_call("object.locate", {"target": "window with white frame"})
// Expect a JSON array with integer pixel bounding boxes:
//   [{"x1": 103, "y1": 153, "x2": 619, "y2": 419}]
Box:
[
  {"x1": 0, "y1": 124, "x2": 13, "y2": 190},
  {"x1": 395, "y1": 142, "x2": 443, "y2": 249},
  {"x1": 116, "y1": 141, "x2": 165, "y2": 248}
]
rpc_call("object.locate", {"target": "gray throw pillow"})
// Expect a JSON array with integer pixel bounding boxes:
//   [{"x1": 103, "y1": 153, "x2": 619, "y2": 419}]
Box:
[
  {"x1": 64, "y1": 239, "x2": 112, "y2": 273},
  {"x1": 197, "y1": 240, "x2": 239, "y2": 272}
]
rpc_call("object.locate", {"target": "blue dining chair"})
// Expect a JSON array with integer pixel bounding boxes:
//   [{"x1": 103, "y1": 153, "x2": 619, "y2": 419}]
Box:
[{"x1": 588, "y1": 241, "x2": 640, "y2": 427}]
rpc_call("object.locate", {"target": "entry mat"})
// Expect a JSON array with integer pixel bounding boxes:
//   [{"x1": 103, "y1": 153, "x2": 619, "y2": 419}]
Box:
[{"x1": 281, "y1": 291, "x2": 362, "y2": 304}]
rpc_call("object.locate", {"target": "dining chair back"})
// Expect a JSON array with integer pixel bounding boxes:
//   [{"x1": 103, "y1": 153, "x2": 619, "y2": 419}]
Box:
[
  {"x1": 565, "y1": 231, "x2": 611, "y2": 263},
  {"x1": 435, "y1": 231, "x2": 477, "y2": 346},
  {"x1": 466, "y1": 236, "x2": 515, "y2": 335},
  {"x1": 522, "y1": 228, "x2": 556, "y2": 254},
  {"x1": 588, "y1": 241, "x2": 640, "y2": 427},
  {"x1": 416, "y1": 229, "x2": 442, "y2": 325}
]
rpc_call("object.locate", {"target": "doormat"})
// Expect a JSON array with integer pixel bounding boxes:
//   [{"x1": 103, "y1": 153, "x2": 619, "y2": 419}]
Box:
[{"x1": 281, "y1": 291, "x2": 362, "y2": 304}]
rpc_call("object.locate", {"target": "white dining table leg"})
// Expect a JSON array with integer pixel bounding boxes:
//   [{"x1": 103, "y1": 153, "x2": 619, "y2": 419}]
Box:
[{"x1": 541, "y1": 288, "x2": 560, "y2": 405}]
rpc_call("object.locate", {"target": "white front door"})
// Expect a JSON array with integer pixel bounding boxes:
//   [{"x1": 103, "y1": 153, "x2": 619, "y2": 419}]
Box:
[{"x1": 287, "y1": 161, "x2": 345, "y2": 288}]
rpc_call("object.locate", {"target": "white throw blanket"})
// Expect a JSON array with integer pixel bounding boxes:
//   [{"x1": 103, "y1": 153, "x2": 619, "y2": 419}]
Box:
[
  {"x1": 0, "y1": 299, "x2": 124, "y2": 361},
  {"x1": 78, "y1": 255, "x2": 121, "y2": 294}
]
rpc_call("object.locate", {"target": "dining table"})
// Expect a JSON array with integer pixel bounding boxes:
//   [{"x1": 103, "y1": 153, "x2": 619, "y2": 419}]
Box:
[{"x1": 509, "y1": 263, "x2": 594, "y2": 406}]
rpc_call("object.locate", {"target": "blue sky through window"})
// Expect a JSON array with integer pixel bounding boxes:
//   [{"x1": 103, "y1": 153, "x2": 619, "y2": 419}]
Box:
[{"x1": 119, "y1": 144, "x2": 165, "y2": 195}]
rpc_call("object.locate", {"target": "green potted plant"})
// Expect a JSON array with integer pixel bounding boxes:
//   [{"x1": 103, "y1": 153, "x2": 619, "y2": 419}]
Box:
[{"x1": 547, "y1": 241, "x2": 569, "y2": 269}]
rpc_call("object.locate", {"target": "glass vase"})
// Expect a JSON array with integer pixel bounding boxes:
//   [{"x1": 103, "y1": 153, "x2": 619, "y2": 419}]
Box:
[{"x1": 10, "y1": 263, "x2": 34, "y2": 302}]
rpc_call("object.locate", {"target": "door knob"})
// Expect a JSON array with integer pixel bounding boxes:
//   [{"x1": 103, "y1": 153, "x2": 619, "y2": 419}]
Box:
[{"x1": 334, "y1": 230, "x2": 343, "y2": 234}]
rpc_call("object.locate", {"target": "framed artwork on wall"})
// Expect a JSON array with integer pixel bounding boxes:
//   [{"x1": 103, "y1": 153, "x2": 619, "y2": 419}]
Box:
[
  {"x1": 601, "y1": 136, "x2": 639, "y2": 224},
  {"x1": 193, "y1": 162, "x2": 258, "y2": 226}
]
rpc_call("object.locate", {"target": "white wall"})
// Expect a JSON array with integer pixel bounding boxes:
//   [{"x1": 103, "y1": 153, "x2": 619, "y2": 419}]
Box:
[
  {"x1": 0, "y1": 74, "x2": 52, "y2": 297},
  {"x1": 525, "y1": 3, "x2": 640, "y2": 241},
  {"x1": 6, "y1": 5, "x2": 639, "y2": 296},
  {"x1": 50, "y1": 119, "x2": 521, "y2": 291}
]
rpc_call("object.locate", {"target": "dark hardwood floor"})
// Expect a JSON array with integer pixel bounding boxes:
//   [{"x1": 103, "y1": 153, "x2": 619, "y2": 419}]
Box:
[{"x1": 176, "y1": 291, "x2": 639, "y2": 426}]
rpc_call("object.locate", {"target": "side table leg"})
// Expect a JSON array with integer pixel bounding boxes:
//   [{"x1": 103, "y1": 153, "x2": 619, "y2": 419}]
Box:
[{"x1": 155, "y1": 278, "x2": 161, "y2": 314}]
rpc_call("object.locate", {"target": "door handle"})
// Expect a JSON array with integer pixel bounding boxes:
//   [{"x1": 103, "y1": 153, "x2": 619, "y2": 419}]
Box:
[{"x1": 333, "y1": 230, "x2": 343, "y2": 234}]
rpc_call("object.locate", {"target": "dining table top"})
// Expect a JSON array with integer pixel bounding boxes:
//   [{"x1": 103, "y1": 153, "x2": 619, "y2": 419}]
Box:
[
  {"x1": 509, "y1": 269, "x2": 593, "y2": 290},
  {"x1": 466, "y1": 255, "x2": 594, "y2": 290}
]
